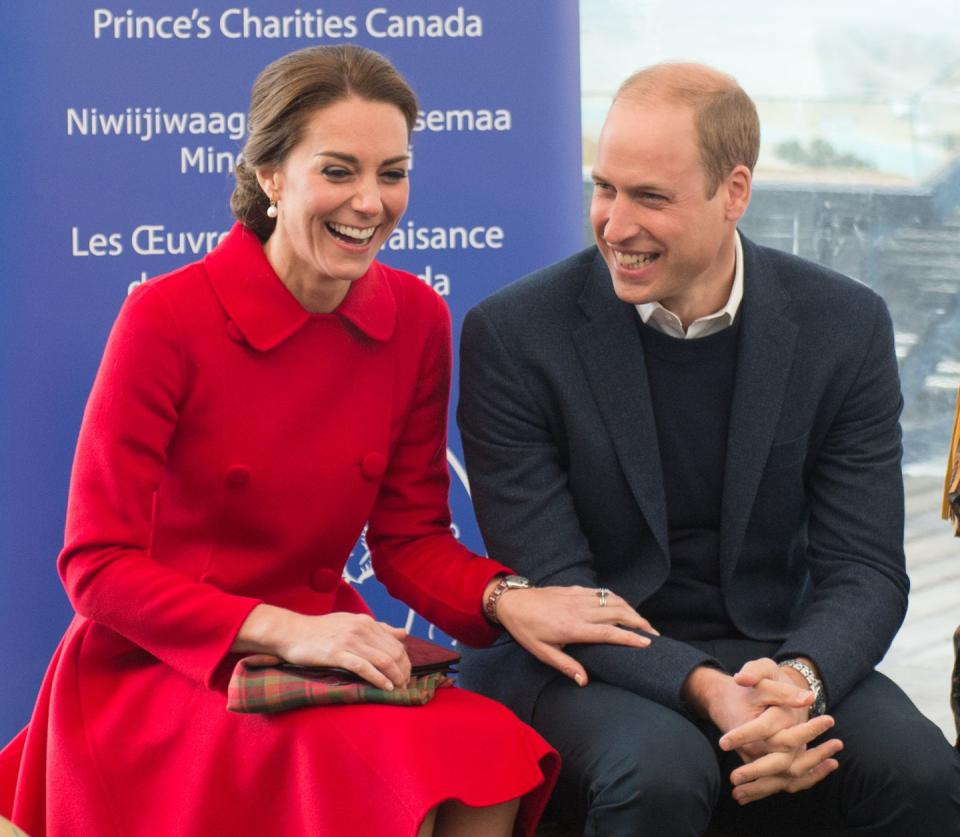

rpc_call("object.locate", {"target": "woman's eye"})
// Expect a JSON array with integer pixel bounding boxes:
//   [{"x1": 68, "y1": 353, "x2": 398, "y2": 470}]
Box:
[
  {"x1": 380, "y1": 169, "x2": 408, "y2": 183},
  {"x1": 322, "y1": 166, "x2": 352, "y2": 180}
]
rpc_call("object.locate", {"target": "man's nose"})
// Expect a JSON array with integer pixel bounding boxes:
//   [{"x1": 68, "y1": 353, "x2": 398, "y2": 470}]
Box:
[{"x1": 602, "y1": 194, "x2": 637, "y2": 244}]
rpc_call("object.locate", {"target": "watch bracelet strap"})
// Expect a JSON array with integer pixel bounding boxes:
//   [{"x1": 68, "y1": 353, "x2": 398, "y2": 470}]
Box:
[
  {"x1": 779, "y1": 658, "x2": 826, "y2": 715},
  {"x1": 483, "y1": 575, "x2": 510, "y2": 625}
]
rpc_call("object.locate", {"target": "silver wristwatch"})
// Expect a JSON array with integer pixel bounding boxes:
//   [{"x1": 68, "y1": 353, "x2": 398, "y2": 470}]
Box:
[
  {"x1": 484, "y1": 574, "x2": 533, "y2": 624},
  {"x1": 779, "y1": 658, "x2": 827, "y2": 716}
]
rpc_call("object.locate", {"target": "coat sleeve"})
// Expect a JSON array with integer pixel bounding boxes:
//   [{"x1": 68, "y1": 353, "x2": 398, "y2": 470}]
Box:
[
  {"x1": 775, "y1": 296, "x2": 908, "y2": 707},
  {"x1": 57, "y1": 284, "x2": 262, "y2": 687},
  {"x1": 366, "y1": 290, "x2": 509, "y2": 648},
  {"x1": 457, "y1": 304, "x2": 717, "y2": 713}
]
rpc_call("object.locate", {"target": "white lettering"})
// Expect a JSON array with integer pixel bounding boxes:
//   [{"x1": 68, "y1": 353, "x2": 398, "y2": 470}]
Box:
[
  {"x1": 66, "y1": 108, "x2": 246, "y2": 143},
  {"x1": 72, "y1": 227, "x2": 122, "y2": 256},
  {"x1": 219, "y1": 8, "x2": 358, "y2": 39},
  {"x1": 91, "y1": 8, "x2": 212, "y2": 39},
  {"x1": 128, "y1": 272, "x2": 150, "y2": 296},
  {"x1": 180, "y1": 146, "x2": 240, "y2": 175},
  {"x1": 132, "y1": 225, "x2": 229, "y2": 256},
  {"x1": 366, "y1": 7, "x2": 482, "y2": 39},
  {"x1": 414, "y1": 108, "x2": 511, "y2": 133},
  {"x1": 417, "y1": 265, "x2": 450, "y2": 296},
  {"x1": 385, "y1": 222, "x2": 505, "y2": 252}
]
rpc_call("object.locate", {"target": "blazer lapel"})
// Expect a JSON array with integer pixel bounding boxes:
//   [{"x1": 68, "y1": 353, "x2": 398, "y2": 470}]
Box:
[
  {"x1": 721, "y1": 237, "x2": 799, "y2": 575},
  {"x1": 572, "y1": 253, "x2": 670, "y2": 558}
]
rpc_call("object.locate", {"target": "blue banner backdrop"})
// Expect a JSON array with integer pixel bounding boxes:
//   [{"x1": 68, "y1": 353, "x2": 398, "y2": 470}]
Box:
[{"x1": 0, "y1": 2, "x2": 582, "y2": 742}]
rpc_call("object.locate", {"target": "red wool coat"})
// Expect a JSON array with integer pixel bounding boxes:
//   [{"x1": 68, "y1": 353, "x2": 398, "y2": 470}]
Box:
[{"x1": 0, "y1": 224, "x2": 557, "y2": 836}]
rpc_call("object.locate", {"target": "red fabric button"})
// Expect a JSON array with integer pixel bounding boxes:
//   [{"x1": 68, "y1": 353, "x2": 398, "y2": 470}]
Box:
[
  {"x1": 309, "y1": 568, "x2": 339, "y2": 592},
  {"x1": 223, "y1": 465, "x2": 251, "y2": 488},
  {"x1": 360, "y1": 451, "x2": 387, "y2": 480},
  {"x1": 225, "y1": 320, "x2": 245, "y2": 343}
]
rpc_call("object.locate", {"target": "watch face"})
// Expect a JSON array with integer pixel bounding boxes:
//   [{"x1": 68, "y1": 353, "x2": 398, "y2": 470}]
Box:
[{"x1": 503, "y1": 575, "x2": 532, "y2": 589}]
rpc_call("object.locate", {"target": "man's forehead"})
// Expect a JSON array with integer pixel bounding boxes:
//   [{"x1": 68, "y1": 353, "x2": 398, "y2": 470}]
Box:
[
  {"x1": 598, "y1": 100, "x2": 698, "y2": 159},
  {"x1": 593, "y1": 100, "x2": 705, "y2": 189},
  {"x1": 606, "y1": 93, "x2": 695, "y2": 126}
]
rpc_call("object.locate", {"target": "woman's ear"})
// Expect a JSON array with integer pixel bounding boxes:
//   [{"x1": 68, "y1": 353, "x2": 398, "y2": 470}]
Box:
[{"x1": 256, "y1": 168, "x2": 280, "y2": 202}]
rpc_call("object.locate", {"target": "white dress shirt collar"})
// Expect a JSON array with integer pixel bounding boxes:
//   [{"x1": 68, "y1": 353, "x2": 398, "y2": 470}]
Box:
[{"x1": 635, "y1": 231, "x2": 744, "y2": 340}]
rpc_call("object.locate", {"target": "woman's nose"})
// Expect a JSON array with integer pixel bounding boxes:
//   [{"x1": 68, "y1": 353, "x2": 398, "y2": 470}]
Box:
[{"x1": 351, "y1": 178, "x2": 382, "y2": 216}]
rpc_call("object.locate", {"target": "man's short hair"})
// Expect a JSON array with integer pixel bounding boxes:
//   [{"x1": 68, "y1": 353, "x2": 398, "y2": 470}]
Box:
[{"x1": 615, "y1": 62, "x2": 760, "y2": 197}]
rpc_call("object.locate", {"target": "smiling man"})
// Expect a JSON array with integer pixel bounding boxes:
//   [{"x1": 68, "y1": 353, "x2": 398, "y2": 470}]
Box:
[{"x1": 457, "y1": 63, "x2": 960, "y2": 836}]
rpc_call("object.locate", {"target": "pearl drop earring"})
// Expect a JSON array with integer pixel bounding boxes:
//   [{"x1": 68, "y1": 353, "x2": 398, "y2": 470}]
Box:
[{"x1": 267, "y1": 198, "x2": 278, "y2": 219}]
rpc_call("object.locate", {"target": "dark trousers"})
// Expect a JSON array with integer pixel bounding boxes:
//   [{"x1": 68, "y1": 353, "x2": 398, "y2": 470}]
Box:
[{"x1": 532, "y1": 639, "x2": 960, "y2": 836}]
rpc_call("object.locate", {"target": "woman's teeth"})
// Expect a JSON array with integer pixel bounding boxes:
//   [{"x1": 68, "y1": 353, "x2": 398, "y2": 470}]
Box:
[{"x1": 328, "y1": 222, "x2": 376, "y2": 243}]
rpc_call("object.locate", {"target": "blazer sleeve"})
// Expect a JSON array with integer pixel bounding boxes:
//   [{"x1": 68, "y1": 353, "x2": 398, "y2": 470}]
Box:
[
  {"x1": 775, "y1": 296, "x2": 908, "y2": 707},
  {"x1": 57, "y1": 284, "x2": 262, "y2": 687},
  {"x1": 366, "y1": 290, "x2": 510, "y2": 648},
  {"x1": 458, "y1": 303, "x2": 717, "y2": 713}
]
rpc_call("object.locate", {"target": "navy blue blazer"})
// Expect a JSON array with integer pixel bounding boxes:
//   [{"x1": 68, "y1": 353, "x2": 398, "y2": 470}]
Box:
[{"x1": 456, "y1": 234, "x2": 908, "y2": 723}]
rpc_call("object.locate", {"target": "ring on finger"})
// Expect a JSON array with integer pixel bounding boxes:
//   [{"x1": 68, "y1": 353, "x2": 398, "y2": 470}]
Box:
[{"x1": 597, "y1": 587, "x2": 610, "y2": 607}]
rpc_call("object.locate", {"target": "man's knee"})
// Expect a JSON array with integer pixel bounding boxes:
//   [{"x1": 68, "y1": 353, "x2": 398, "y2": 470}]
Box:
[
  {"x1": 533, "y1": 680, "x2": 720, "y2": 835},
  {"x1": 587, "y1": 725, "x2": 720, "y2": 820},
  {"x1": 840, "y1": 724, "x2": 960, "y2": 832},
  {"x1": 833, "y1": 674, "x2": 960, "y2": 833}
]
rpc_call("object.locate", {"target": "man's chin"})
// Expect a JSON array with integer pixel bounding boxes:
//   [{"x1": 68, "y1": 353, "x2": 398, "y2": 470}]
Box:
[{"x1": 609, "y1": 274, "x2": 657, "y2": 306}]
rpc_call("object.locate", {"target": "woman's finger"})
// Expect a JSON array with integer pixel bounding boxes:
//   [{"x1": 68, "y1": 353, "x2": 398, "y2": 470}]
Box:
[
  {"x1": 331, "y1": 619, "x2": 411, "y2": 686},
  {"x1": 608, "y1": 599, "x2": 659, "y2": 635},
  {"x1": 593, "y1": 623, "x2": 652, "y2": 648},
  {"x1": 527, "y1": 640, "x2": 590, "y2": 687},
  {"x1": 360, "y1": 643, "x2": 412, "y2": 688},
  {"x1": 332, "y1": 650, "x2": 398, "y2": 691},
  {"x1": 380, "y1": 623, "x2": 409, "y2": 639},
  {"x1": 585, "y1": 591, "x2": 660, "y2": 636}
]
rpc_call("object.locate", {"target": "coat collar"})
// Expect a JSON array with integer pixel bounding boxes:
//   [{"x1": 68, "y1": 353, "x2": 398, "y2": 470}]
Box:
[{"x1": 203, "y1": 223, "x2": 397, "y2": 351}]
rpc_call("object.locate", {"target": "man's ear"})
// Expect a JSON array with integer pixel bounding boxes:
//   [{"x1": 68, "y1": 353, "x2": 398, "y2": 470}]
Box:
[{"x1": 724, "y1": 165, "x2": 752, "y2": 222}]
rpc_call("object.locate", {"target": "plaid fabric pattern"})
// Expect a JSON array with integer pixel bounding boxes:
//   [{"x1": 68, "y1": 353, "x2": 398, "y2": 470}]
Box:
[{"x1": 227, "y1": 654, "x2": 453, "y2": 714}]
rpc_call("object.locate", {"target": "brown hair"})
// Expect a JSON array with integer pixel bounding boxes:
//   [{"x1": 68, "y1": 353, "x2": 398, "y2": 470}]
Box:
[
  {"x1": 231, "y1": 45, "x2": 418, "y2": 240},
  {"x1": 615, "y1": 62, "x2": 759, "y2": 197}
]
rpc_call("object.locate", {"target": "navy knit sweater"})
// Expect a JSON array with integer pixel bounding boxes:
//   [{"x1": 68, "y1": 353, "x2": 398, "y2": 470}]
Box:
[{"x1": 637, "y1": 315, "x2": 743, "y2": 640}]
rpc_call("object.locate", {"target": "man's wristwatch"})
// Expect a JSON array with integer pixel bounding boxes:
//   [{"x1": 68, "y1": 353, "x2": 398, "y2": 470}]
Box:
[
  {"x1": 484, "y1": 574, "x2": 533, "y2": 625},
  {"x1": 779, "y1": 658, "x2": 827, "y2": 716}
]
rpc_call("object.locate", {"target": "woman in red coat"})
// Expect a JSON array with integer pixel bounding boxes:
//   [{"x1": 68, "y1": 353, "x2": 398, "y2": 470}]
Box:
[{"x1": 0, "y1": 46, "x2": 653, "y2": 836}]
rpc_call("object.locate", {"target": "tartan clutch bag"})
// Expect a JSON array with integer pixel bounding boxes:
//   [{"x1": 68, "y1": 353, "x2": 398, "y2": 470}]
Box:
[{"x1": 227, "y1": 636, "x2": 459, "y2": 714}]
